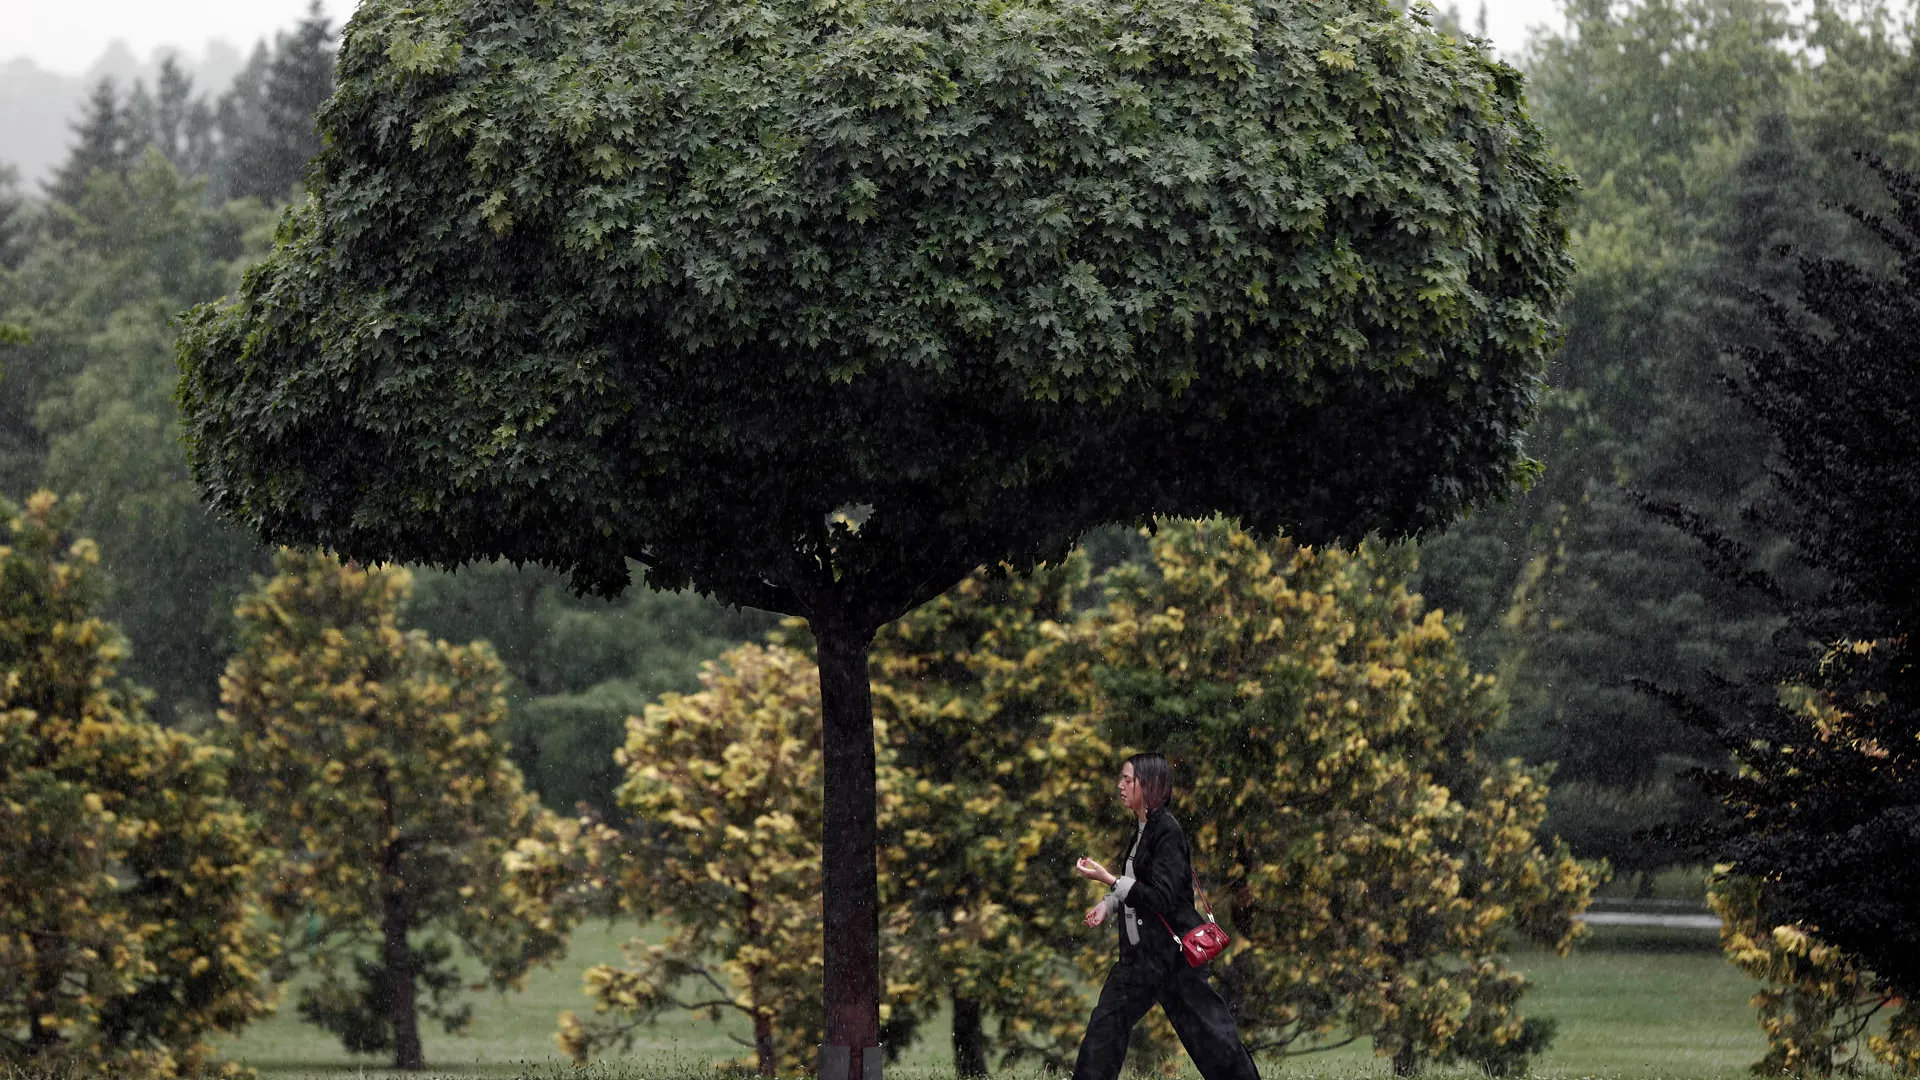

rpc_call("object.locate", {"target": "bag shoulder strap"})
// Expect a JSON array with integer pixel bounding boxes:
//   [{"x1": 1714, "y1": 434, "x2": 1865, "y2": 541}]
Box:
[
  {"x1": 1153, "y1": 872, "x2": 1219, "y2": 938},
  {"x1": 1191, "y1": 870, "x2": 1218, "y2": 923}
]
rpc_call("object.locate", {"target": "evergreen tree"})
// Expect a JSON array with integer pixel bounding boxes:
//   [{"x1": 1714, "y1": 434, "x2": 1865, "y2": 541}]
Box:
[
  {"x1": 48, "y1": 62, "x2": 225, "y2": 208},
  {"x1": 1416, "y1": 0, "x2": 1814, "y2": 881},
  {"x1": 148, "y1": 58, "x2": 220, "y2": 181},
  {"x1": 1519, "y1": 113, "x2": 1846, "y2": 879},
  {"x1": 218, "y1": 2, "x2": 336, "y2": 202},
  {"x1": 1664, "y1": 157, "x2": 1920, "y2": 996},
  {"x1": 209, "y1": 44, "x2": 273, "y2": 203},
  {"x1": 46, "y1": 80, "x2": 137, "y2": 206},
  {"x1": 0, "y1": 165, "x2": 29, "y2": 271},
  {"x1": 22, "y1": 154, "x2": 275, "y2": 721}
]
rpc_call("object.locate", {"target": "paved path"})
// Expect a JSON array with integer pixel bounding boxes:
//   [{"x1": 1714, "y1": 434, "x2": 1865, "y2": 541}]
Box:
[{"x1": 1578, "y1": 911, "x2": 1721, "y2": 929}]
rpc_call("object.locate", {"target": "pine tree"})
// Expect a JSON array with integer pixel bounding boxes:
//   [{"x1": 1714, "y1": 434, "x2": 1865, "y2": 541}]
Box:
[
  {"x1": 218, "y1": 2, "x2": 335, "y2": 202},
  {"x1": 25, "y1": 153, "x2": 275, "y2": 721},
  {"x1": 1519, "y1": 113, "x2": 1845, "y2": 882},
  {"x1": 1665, "y1": 157, "x2": 1920, "y2": 995},
  {"x1": 210, "y1": 43, "x2": 272, "y2": 203},
  {"x1": 147, "y1": 57, "x2": 219, "y2": 180},
  {"x1": 0, "y1": 163, "x2": 26, "y2": 270},
  {"x1": 46, "y1": 80, "x2": 136, "y2": 206},
  {"x1": 1416, "y1": 2, "x2": 1854, "y2": 885}
]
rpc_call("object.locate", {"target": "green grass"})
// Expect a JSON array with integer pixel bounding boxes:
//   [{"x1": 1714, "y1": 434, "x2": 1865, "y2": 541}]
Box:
[{"x1": 211, "y1": 922, "x2": 1767, "y2": 1079}]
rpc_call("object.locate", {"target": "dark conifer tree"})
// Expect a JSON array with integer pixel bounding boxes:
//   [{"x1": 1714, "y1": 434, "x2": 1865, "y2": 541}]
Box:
[
  {"x1": 1410, "y1": 0, "x2": 1816, "y2": 887},
  {"x1": 218, "y1": 3, "x2": 336, "y2": 202},
  {"x1": 210, "y1": 44, "x2": 273, "y2": 203},
  {"x1": 1657, "y1": 157, "x2": 1920, "y2": 992},
  {"x1": 150, "y1": 58, "x2": 219, "y2": 180},
  {"x1": 0, "y1": 165, "x2": 27, "y2": 271},
  {"x1": 1429, "y1": 112, "x2": 1860, "y2": 887},
  {"x1": 47, "y1": 80, "x2": 136, "y2": 206},
  {"x1": 122, "y1": 81, "x2": 156, "y2": 165},
  {"x1": 1543, "y1": 114, "x2": 1855, "y2": 880}
]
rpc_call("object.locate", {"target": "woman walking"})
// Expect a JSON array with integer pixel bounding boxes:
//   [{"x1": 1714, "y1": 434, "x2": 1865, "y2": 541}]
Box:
[{"x1": 1071, "y1": 753, "x2": 1260, "y2": 1080}]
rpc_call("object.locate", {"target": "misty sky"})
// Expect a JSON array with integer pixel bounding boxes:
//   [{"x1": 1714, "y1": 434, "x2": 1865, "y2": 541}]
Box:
[{"x1": 9, "y1": 0, "x2": 1564, "y2": 74}]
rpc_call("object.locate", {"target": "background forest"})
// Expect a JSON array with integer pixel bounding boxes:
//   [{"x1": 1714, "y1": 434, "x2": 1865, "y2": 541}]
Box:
[{"x1": 3, "y1": 0, "x2": 1919, "y2": 1074}]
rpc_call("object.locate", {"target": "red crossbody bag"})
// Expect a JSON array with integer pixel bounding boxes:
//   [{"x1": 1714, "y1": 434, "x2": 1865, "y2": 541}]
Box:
[{"x1": 1155, "y1": 872, "x2": 1230, "y2": 967}]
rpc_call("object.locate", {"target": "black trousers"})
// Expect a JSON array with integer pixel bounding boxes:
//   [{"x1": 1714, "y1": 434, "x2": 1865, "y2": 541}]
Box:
[{"x1": 1071, "y1": 937, "x2": 1261, "y2": 1080}]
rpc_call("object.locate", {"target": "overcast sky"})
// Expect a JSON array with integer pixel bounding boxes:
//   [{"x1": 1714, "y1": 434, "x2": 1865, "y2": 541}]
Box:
[{"x1": 7, "y1": 0, "x2": 1567, "y2": 75}]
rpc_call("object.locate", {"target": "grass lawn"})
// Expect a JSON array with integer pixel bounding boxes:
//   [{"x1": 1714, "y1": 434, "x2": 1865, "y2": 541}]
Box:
[{"x1": 214, "y1": 922, "x2": 1766, "y2": 1079}]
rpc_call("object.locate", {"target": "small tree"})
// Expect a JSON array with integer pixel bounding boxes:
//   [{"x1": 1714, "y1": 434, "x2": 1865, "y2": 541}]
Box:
[
  {"x1": 0, "y1": 491, "x2": 273, "y2": 1078},
  {"x1": 176, "y1": 0, "x2": 1575, "y2": 1068},
  {"x1": 866, "y1": 522, "x2": 1595, "y2": 1076},
  {"x1": 870, "y1": 560, "x2": 1119, "y2": 1076},
  {"x1": 218, "y1": 548, "x2": 576, "y2": 1070},
  {"x1": 46, "y1": 80, "x2": 138, "y2": 206},
  {"x1": 1079, "y1": 521, "x2": 1593, "y2": 1075},
  {"x1": 562, "y1": 643, "x2": 924, "y2": 1075}
]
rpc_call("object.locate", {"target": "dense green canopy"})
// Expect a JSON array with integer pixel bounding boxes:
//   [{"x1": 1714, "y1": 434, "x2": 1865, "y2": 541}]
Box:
[{"x1": 178, "y1": 0, "x2": 1572, "y2": 614}]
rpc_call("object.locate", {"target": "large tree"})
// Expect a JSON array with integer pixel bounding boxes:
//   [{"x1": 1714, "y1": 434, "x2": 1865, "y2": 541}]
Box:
[
  {"x1": 214, "y1": 1, "x2": 338, "y2": 203},
  {"x1": 1415, "y1": 0, "x2": 1812, "y2": 881},
  {"x1": 1660, "y1": 158, "x2": 1920, "y2": 996},
  {"x1": 11, "y1": 154, "x2": 274, "y2": 720},
  {"x1": 174, "y1": 0, "x2": 1574, "y2": 1071}
]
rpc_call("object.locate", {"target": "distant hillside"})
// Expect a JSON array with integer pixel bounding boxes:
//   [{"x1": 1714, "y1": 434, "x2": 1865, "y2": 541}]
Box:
[{"x1": 1, "y1": 41, "x2": 249, "y2": 190}]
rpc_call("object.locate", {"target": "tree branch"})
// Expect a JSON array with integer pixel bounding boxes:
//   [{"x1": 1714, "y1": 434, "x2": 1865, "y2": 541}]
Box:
[{"x1": 1274, "y1": 1032, "x2": 1361, "y2": 1056}]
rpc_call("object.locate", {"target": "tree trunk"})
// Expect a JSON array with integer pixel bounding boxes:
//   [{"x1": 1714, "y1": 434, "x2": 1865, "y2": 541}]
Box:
[
  {"x1": 814, "y1": 617, "x2": 881, "y2": 1080},
  {"x1": 377, "y1": 767, "x2": 425, "y2": 1071},
  {"x1": 754, "y1": 1009, "x2": 777, "y2": 1076},
  {"x1": 382, "y1": 883, "x2": 424, "y2": 1070},
  {"x1": 951, "y1": 992, "x2": 989, "y2": 1078},
  {"x1": 744, "y1": 884, "x2": 777, "y2": 1076},
  {"x1": 26, "y1": 937, "x2": 62, "y2": 1057}
]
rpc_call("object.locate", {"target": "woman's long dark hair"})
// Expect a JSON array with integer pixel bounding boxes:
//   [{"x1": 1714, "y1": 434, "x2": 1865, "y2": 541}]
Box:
[{"x1": 1126, "y1": 752, "x2": 1173, "y2": 811}]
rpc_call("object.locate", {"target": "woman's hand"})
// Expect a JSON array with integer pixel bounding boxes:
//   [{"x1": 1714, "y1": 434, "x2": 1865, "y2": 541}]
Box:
[
  {"x1": 1075, "y1": 856, "x2": 1115, "y2": 886},
  {"x1": 1084, "y1": 902, "x2": 1109, "y2": 928}
]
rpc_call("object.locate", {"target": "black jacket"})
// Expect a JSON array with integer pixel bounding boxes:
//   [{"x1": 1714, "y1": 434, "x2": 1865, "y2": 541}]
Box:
[{"x1": 1114, "y1": 805, "x2": 1205, "y2": 945}]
